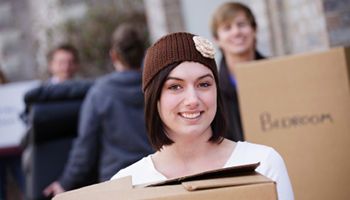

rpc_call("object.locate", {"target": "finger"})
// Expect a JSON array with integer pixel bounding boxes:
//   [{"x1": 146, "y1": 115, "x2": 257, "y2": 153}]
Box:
[{"x1": 43, "y1": 186, "x2": 52, "y2": 197}]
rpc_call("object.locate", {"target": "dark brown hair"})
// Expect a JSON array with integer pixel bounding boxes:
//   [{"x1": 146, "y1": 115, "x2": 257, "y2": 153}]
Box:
[
  {"x1": 111, "y1": 23, "x2": 146, "y2": 69},
  {"x1": 211, "y1": 2, "x2": 257, "y2": 39},
  {"x1": 47, "y1": 43, "x2": 80, "y2": 64},
  {"x1": 144, "y1": 62, "x2": 227, "y2": 151}
]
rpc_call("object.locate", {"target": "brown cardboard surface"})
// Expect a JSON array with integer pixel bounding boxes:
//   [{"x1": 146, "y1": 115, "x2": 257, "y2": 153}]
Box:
[
  {"x1": 235, "y1": 47, "x2": 350, "y2": 200},
  {"x1": 54, "y1": 163, "x2": 277, "y2": 200},
  {"x1": 53, "y1": 176, "x2": 132, "y2": 199}
]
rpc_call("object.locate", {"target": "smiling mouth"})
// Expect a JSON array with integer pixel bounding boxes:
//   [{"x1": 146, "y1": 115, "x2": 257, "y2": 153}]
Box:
[{"x1": 179, "y1": 112, "x2": 202, "y2": 119}]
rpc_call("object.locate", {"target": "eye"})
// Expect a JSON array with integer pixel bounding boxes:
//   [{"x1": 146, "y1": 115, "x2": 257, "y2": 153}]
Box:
[
  {"x1": 168, "y1": 84, "x2": 182, "y2": 91},
  {"x1": 222, "y1": 24, "x2": 231, "y2": 31},
  {"x1": 199, "y1": 82, "x2": 212, "y2": 88},
  {"x1": 237, "y1": 21, "x2": 250, "y2": 28}
]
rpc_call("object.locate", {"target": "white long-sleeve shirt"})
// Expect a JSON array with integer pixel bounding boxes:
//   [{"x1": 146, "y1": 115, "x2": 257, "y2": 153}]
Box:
[{"x1": 111, "y1": 141, "x2": 294, "y2": 200}]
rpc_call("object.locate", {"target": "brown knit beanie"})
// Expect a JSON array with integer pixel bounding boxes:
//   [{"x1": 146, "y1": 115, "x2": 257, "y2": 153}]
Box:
[{"x1": 142, "y1": 32, "x2": 217, "y2": 92}]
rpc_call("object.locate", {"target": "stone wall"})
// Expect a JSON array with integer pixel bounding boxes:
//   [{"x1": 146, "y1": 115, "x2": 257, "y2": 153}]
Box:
[
  {"x1": 149, "y1": 0, "x2": 349, "y2": 57},
  {"x1": 1, "y1": 0, "x2": 349, "y2": 82},
  {"x1": 323, "y1": 0, "x2": 350, "y2": 47},
  {"x1": 282, "y1": 0, "x2": 329, "y2": 54},
  {"x1": 0, "y1": 0, "x2": 37, "y2": 81}
]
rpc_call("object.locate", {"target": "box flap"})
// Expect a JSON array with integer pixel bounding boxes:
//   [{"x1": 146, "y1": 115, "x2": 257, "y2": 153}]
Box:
[
  {"x1": 182, "y1": 173, "x2": 272, "y2": 191},
  {"x1": 147, "y1": 162, "x2": 259, "y2": 187}
]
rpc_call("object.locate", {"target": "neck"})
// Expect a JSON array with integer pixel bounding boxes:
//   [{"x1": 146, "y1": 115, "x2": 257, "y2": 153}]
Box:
[
  {"x1": 51, "y1": 76, "x2": 70, "y2": 84},
  {"x1": 224, "y1": 49, "x2": 255, "y2": 77},
  {"x1": 153, "y1": 136, "x2": 234, "y2": 178},
  {"x1": 160, "y1": 127, "x2": 215, "y2": 163},
  {"x1": 114, "y1": 63, "x2": 126, "y2": 72}
]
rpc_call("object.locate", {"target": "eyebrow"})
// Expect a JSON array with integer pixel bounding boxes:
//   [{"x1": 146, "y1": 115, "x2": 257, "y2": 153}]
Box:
[{"x1": 166, "y1": 73, "x2": 214, "y2": 81}]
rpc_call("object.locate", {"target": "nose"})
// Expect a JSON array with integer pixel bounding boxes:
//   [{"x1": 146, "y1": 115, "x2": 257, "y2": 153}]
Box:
[
  {"x1": 230, "y1": 25, "x2": 241, "y2": 36},
  {"x1": 59, "y1": 61, "x2": 70, "y2": 70},
  {"x1": 183, "y1": 87, "x2": 200, "y2": 109}
]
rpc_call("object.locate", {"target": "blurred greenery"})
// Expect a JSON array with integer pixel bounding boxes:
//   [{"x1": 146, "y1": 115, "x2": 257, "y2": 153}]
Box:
[{"x1": 59, "y1": 1, "x2": 149, "y2": 78}]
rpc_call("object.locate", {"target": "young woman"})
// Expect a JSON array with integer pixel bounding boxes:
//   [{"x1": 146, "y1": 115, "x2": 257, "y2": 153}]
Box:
[
  {"x1": 111, "y1": 32, "x2": 294, "y2": 199},
  {"x1": 211, "y1": 2, "x2": 266, "y2": 141}
]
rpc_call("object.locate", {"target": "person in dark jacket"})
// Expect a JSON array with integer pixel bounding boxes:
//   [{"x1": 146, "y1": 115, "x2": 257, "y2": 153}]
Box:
[
  {"x1": 211, "y1": 2, "x2": 265, "y2": 141},
  {"x1": 43, "y1": 23, "x2": 153, "y2": 196}
]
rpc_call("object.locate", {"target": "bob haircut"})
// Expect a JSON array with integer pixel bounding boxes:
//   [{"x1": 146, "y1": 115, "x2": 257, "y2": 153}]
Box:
[
  {"x1": 211, "y1": 2, "x2": 257, "y2": 39},
  {"x1": 144, "y1": 62, "x2": 228, "y2": 151}
]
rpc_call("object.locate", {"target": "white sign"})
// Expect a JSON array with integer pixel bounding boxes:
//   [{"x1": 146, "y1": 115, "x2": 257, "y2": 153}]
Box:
[{"x1": 0, "y1": 80, "x2": 40, "y2": 148}]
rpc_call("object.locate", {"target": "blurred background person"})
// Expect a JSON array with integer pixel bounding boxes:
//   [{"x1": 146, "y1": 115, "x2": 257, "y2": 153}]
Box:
[
  {"x1": 43, "y1": 22, "x2": 153, "y2": 197},
  {"x1": 19, "y1": 44, "x2": 81, "y2": 192},
  {"x1": 46, "y1": 44, "x2": 80, "y2": 84},
  {"x1": 211, "y1": 2, "x2": 266, "y2": 142}
]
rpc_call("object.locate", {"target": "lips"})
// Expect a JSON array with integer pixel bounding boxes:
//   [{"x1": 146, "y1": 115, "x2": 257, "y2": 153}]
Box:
[
  {"x1": 179, "y1": 112, "x2": 202, "y2": 119},
  {"x1": 229, "y1": 37, "x2": 246, "y2": 45}
]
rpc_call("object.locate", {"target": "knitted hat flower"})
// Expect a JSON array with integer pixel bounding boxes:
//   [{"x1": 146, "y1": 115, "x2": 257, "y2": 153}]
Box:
[{"x1": 193, "y1": 36, "x2": 215, "y2": 59}]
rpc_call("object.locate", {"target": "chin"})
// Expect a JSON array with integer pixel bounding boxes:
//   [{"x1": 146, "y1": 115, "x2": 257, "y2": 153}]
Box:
[
  {"x1": 230, "y1": 47, "x2": 250, "y2": 55},
  {"x1": 186, "y1": 126, "x2": 211, "y2": 137}
]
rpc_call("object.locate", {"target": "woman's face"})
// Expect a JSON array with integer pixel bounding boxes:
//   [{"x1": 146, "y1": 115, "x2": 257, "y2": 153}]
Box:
[
  {"x1": 157, "y1": 61, "x2": 217, "y2": 141},
  {"x1": 215, "y1": 11, "x2": 256, "y2": 56}
]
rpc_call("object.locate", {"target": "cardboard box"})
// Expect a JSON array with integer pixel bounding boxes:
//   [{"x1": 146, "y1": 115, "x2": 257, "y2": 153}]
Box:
[
  {"x1": 54, "y1": 163, "x2": 277, "y2": 200},
  {"x1": 235, "y1": 47, "x2": 350, "y2": 200}
]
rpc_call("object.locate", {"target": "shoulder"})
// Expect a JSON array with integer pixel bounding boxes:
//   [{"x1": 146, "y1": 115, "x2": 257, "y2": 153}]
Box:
[
  {"x1": 240, "y1": 142, "x2": 284, "y2": 165},
  {"x1": 111, "y1": 155, "x2": 159, "y2": 185},
  {"x1": 226, "y1": 141, "x2": 284, "y2": 169},
  {"x1": 234, "y1": 142, "x2": 293, "y2": 199},
  {"x1": 86, "y1": 73, "x2": 118, "y2": 98},
  {"x1": 92, "y1": 73, "x2": 117, "y2": 89},
  {"x1": 238, "y1": 142, "x2": 286, "y2": 177},
  {"x1": 111, "y1": 156, "x2": 149, "y2": 179},
  {"x1": 111, "y1": 154, "x2": 167, "y2": 185},
  {"x1": 236, "y1": 141, "x2": 276, "y2": 159}
]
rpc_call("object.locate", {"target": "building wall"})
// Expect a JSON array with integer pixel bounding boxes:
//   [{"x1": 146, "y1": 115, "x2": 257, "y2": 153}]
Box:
[
  {"x1": 148, "y1": 0, "x2": 349, "y2": 58},
  {"x1": 28, "y1": 0, "x2": 88, "y2": 79},
  {"x1": 282, "y1": 0, "x2": 329, "y2": 54},
  {"x1": 0, "y1": 0, "x2": 349, "y2": 82},
  {"x1": 0, "y1": 0, "x2": 37, "y2": 82},
  {"x1": 323, "y1": 0, "x2": 350, "y2": 47}
]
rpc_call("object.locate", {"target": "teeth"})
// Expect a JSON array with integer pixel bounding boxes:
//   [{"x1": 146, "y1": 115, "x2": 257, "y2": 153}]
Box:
[{"x1": 181, "y1": 112, "x2": 201, "y2": 119}]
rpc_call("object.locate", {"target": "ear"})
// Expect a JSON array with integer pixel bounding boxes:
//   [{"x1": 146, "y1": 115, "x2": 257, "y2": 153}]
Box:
[
  {"x1": 109, "y1": 49, "x2": 119, "y2": 63},
  {"x1": 213, "y1": 36, "x2": 221, "y2": 47}
]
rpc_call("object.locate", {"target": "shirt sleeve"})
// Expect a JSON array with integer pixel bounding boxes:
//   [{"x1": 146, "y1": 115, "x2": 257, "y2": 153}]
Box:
[
  {"x1": 258, "y1": 148, "x2": 295, "y2": 200},
  {"x1": 59, "y1": 88, "x2": 101, "y2": 190}
]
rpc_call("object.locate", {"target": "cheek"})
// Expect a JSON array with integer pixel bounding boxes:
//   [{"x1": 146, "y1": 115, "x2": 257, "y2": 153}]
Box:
[
  {"x1": 216, "y1": 29, "x2": 227, "y2": 39},
  {"x1": 243, "y1": 28, "x2": 256, "y2": 39},
  {"x1": 210, "y1": 95, "x2": 217, "y2": 111},
  {"x1": 217, "y1": 32, "x2": 229, "y2": 43},
  {"x1": 203, "y1": 90, "x2": 217, "y2": 109},
  {"x1": 158, "y1": 94, "x2": 180, "y2": 116}
]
